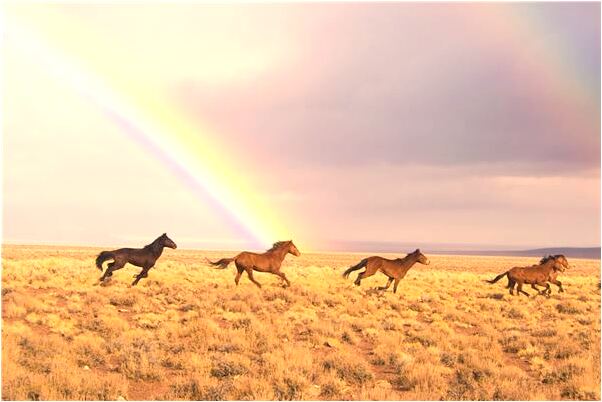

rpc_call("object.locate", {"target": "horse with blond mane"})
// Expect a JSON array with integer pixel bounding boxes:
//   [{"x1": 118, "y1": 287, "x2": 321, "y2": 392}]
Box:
[{"x1": 207, "y1": 240, "x2": 300, "y2": 288}]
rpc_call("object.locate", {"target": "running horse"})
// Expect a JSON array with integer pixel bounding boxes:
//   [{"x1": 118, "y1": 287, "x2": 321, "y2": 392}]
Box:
[
  {"x1": 343, "y1": 249, "x2": 431, "y2": 293},
  {"x1": 534, "y1": 254, "x2": 570, "y2": 294},
  {"x1": 486, "y1": 254, "x2": 569, "y2": 297},
  {"x1": 207, "y1": 240, "x2": 300, "y2": 288},
  {"x1": 95, "y1": 233, "x2": 177, "y2": 286}
]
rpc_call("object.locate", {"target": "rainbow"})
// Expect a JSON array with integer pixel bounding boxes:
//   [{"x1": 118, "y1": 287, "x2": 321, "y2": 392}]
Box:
[
  {"x1": 5, "y1": 4, "x2": 300, "y2": 250},
  {"x1": 4, "y1": 4, "x2": 598, "y2": 252},
  {"x1": 460, "y1": 5, "x2": 599, "y2": 149}
]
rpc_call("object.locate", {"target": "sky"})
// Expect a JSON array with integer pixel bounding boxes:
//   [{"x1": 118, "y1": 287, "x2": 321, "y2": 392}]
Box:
[{"x1": 2, "y1": 3, "x2": 600, "y2": 252}]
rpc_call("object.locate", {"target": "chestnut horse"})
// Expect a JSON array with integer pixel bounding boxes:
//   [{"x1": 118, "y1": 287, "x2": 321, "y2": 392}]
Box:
[
  {"x1": 504, "y1": 255, "x2": 571, "y2": 295},
  {"x1": 207, "y1": 240, "x2": 300, "y2": 288},
  {"x1": 486, "y1": 255, "x2": 568, "y2": 297},
  {"x1": 538, "y1": 254, "x2": 571, "y2": 294},
  {"x1": 96, "y1": 233, "x2": 177, "y2": 286},
  {"x1": 343, "y1": 249, "x2": 431, "y2": 293}
]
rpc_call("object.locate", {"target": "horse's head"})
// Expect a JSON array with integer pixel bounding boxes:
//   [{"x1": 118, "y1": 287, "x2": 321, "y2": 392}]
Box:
[
  {"x1": 287, "y1": 240, "x2": 301, "y2": 257},
  {"x1": 553, "y1": 254, "x2": 570, "y2": 272},
  {"x1": 542, "y1": 254, "x2": 570, "y2": 272},
  {"x1": 412, "y1": 248, "x2": 430, "y2": 265},
  {"x1": 160, "y1": 233, "x2": 177, "y2": 249}
]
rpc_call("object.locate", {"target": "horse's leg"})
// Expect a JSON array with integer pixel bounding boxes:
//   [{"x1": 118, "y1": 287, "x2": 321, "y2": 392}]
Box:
[
  {"x1": 393, "y1": 278, "x2": 401, "y2": 294},
  {"x1": 100, "y1": 261, "x2": 115, "y2": 281},
  {"x1": 355, "y1": 266, "x2": 377, "y2": 286},
  {"x1": 550, "y1": 279, "x2": 564, "y2": 293},
  {"x1": 517, "y1": 282, "x2": 529, "y2": 297},
  {"x1": 132, "y1": 269, "x2": 150, "y2": 279},
  {"x1": 101, "y1": 260, "x2": 125, "y2": 281},
  {"x1": 246, "y1": 268, "x2": 262, "y2": 288},
  {"x1": 507, "y1": 279, "x2": 515, "y2": 295},
  {"x1": 234, "y1": 264, "x2": 244, "y2": 286},
  {"x1": 274, "y1": 271, "x2": 291, "y2": 288},
  {"x1": 531, "y1": 284, "x2": 543, "y2": 295},
  {"x1": 542, "y1": 283, "x2": 551, "y2": 298},
  {"x1": 132, "y1": 266, "x2": 151, "y2": 286},
  {"x1": 131, "y1": 268, "x2": 147, "y2": 286},
  {"x1": 378, "y1": 277, "x2": 394, "y2": 291}
]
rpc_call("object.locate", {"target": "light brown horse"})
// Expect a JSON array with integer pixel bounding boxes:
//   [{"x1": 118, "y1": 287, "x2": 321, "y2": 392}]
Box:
[
  {"x1": 505, "y1": 255, "x2": 571, "y2": 295},
  {"x1": 487, "y1": 255, "x2": 569, "y2": 297},
  {"x1": 207, "y1": 240, "x2": 300, "y2": 288},
  {"x1": 343, "y1": 249, "x2": 431, "y2": 293},
  {"x1": 538, "y1": 255, "x2": 570, "y2": 294}
]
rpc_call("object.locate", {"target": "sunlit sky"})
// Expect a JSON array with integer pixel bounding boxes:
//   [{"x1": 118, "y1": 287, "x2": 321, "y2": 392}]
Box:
[{"x1": 3, "y1": 3, "x2": 600, "y2": 251}]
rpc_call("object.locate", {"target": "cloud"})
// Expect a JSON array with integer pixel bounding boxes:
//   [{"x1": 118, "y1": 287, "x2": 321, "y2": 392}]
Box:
[
  {"x1": 263, "y1": 164, "x2": 601, "y2": 247},
  {"x1": 176, "y1": 3, "x2": 600, "y2": 174},
  {"x1": 4, "y1": 3, "x2": 600, "y2": 249}
]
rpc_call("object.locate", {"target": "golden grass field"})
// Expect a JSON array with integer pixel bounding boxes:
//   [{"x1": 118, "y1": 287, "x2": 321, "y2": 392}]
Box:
[{"x1": 2, "y1": 245, "x2": 600, "y2": 400}]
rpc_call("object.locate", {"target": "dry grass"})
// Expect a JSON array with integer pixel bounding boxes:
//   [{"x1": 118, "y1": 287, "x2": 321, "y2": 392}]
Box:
[{"x1": 2, "y1": 245, "x2": 600, "y2": 400}]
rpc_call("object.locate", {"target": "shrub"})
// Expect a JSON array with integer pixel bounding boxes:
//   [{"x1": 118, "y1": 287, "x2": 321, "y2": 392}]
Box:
[
  {"x1": 556, "y1": 302, "x2": 583, "y2": 315},
  {"x1": 210, "y1": 360, "x2": 248, "y2": 378}
]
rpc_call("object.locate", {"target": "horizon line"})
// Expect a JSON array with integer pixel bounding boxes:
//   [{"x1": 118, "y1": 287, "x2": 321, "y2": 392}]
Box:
[{"x1": 2, "y1": 240, "x2": 600, "y2": 254}]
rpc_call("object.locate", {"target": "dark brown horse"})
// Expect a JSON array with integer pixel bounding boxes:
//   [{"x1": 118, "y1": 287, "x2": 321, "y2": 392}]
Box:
[
  {"x1": 486, "y1": 255, "x2": 568, "y2": 297},
  {"x1": 96, "y1": 233, "x2": 177, "y2": 286},
  {"x1": 207, "y1": 240, "x2": 300, "y2": 288},
  {"x1": 343, "y1": 249, "x2": 431, "y2": 293}
]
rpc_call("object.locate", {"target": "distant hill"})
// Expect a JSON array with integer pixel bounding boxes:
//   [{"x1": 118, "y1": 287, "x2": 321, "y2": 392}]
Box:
[
  {"x1": 430, "y1": 247, "x2": 600, "y2": 260},
  {"x1": 315, "y1": 241, "x2": 601, "y2": 260}
]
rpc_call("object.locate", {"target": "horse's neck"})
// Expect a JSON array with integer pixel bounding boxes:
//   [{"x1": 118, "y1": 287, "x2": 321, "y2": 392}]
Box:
[
  {"x1": 400, "y1": 254, "x2": 418, "y2": 271},
  {"x1": 147, "y1": 239, "x2": 164, "y2": 258},
  {"x1": 269, "y1": 246, "x2": 288, "y2": 262},
  {"x1": 539, "y1": 260, "x2": 555, "y2": 273}
]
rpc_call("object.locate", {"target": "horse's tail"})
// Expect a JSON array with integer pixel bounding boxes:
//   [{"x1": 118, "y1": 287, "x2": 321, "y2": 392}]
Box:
[
  {"x1": 95, "y1": 251, "x2": 114, "y2": 271},
  {"x1": 206, "y1": 257, "x2": 235, "y2": 269},
  {"x1": 485, "y1": 271, "x2": 509, "y2": 284},
  {"x1": 343, "y1": 259, "x2": 368, "y2": 279}
]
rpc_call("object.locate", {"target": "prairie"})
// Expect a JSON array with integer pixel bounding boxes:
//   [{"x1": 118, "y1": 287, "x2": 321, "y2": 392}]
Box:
[{"x1": 2, "y1": 245, "x2": 600, "y2": 400}]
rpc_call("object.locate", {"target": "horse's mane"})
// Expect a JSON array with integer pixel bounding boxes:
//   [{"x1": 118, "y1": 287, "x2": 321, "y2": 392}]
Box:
[
  {"x1": 268, "y1": 241, "x2": 290, "y2": 251},
  {"x1": 145, "y1": 235, "x2": 164, "y2": 253},
  {"x1": 398, "y1": 250, "x2": 418, "y2": 261},
  {"x1": 539, "y1": 254, "x2": 564, "y2": 264}
]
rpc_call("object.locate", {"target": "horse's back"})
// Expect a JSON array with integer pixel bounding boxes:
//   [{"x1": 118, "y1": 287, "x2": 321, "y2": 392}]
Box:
[
  {"x1": 367, "y1": 256, "x2": 400, "y2": 266},
  {"x1": 114, "y1": 247, "x2": 135, "y2": 252},
  {"x1": 366, "y1": 256, "x2": 396, "y2": 271},
  {"x1": 112, "y1": 247, "x2": 137, "y2": 255},
  {"x1": 509, "y1": 265, "x2": 548, "y2": 283},
  {"x1": 111, "y1": 247, "x2": 149, "y2": 266},
  {"x1": 236, "y1": 251, "x2": 280, "y2": 271},
  {"x1": 235, "y1": 251, "x2": 262, "y2": 265}
]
